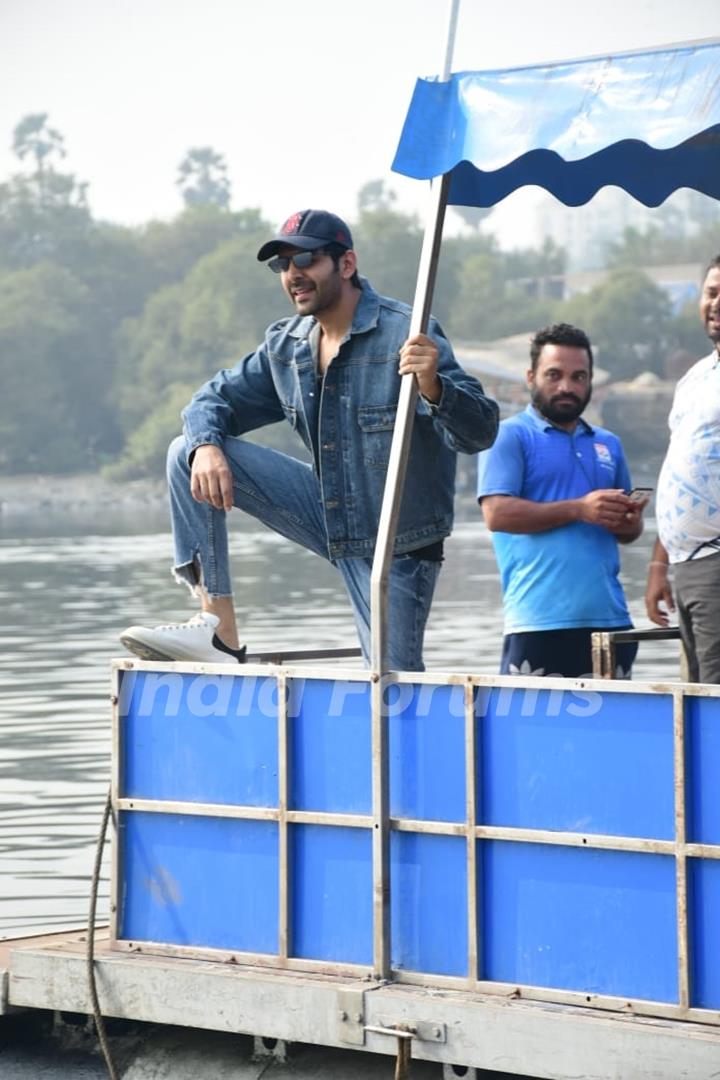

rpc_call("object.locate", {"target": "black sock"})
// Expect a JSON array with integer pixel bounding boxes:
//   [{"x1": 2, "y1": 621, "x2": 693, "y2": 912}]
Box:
[{"x1": 211, "y1": 634, "x2": 247, "y2": 663}]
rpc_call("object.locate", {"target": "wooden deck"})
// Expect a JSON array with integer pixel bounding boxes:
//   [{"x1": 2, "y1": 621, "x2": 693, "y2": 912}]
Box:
[{"x1": 2, "y1": 928, "x2": 720, "y2": 1078}]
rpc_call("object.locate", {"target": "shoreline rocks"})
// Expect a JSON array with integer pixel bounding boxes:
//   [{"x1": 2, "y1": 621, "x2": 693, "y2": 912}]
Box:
[{"x1": 0, "y1": 473, "x2": 166, "y2": 516}]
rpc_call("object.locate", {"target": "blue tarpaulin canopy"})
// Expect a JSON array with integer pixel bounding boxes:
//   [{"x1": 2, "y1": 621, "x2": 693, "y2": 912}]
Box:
[{"x1": 392, "y1": 40, "x2": 720, "y2": 208}]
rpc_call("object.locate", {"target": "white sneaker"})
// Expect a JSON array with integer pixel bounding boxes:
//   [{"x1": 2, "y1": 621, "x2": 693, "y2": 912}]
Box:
[{"x1": 120, "y1": 612, "x2": 246, "y2": 664}]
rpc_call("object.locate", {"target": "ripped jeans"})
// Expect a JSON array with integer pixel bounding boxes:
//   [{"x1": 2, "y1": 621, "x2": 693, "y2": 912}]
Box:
[{"x1": 166, "y1": 436, "x2": 441, "y2": 672}]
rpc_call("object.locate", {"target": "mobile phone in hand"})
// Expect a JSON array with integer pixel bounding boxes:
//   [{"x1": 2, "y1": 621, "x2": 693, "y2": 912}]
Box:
[{"x1": 627, "y1": 487, "x2": 653, "y2": 502}]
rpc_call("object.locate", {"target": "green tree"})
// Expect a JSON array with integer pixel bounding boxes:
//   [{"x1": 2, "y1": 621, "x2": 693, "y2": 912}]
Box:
[
  {"x1": 444, "y1": 236, "x2": 560, "y2": 343},
  {"x1": 608, "y1": 213, "x2": 720, "y2": 269},
  {"x1": 70, "y1": 222, "x2": 157, "y2": 323},
  {"x1": 447, "y1": 250, "x2": 510, "y2": 340},
  {"x1": 0, "y1": 175, "x2": 90, "y2": 268},
  {"x1": 113, "y1": 281, "x2": 187, "y2": 435},
  {"x1": 353, "y1": 205, "x2": 423, "y2": 306},
  {"x1": 104, "y1": 381, "x2": 196, "y2": 479},
  {"x1": 451, "y1": 205, "x2": 493, "y2": 232},
  {"x1": 504, "y1": 237, "x2": 566, "y2": 280},
  {"x1": 558, "y1": 268, "x2": 674, "y2": 379},
  {"x1": 607, "y1": 226, "x2": 670, "y2": 269},
  {"x1": 13, "y1": 113, "x2": 65, "y2": 169},
  {"x1": 138, "y1": 206, "x2": 267, "y2": 288},
  {"x1": 176, "y1": 147, "x2": 231, "y2": 209},
  {"x1": 11, "y1": 113, "x2": 87, "y2": 210},
  {"x1": 112, "y1": 228, "x2": 281, "y2": 448},
  {"x1": 685, "y1": 192, "x2": 720, "y2": 235},
  {"x1": 0, "y1": 114, "x2": 91, "y2": 270},
  {"x1": 357, "y1": 179, "x2": 397, "y2": 214},
  {"x1": 0, "y1": 263, "x2": 119, "y2": 472},
  {"x1": 672, "y1": 297, "x2": 711, "y2": 360}
]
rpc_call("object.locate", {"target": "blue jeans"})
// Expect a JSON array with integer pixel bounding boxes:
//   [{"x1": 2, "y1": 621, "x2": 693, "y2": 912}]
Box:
[{"x1": 166, "y1": 436, "x2": 441, "y2": 671}]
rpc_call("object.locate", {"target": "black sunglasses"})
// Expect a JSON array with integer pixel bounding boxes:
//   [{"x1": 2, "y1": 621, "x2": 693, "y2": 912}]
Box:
[{"x1": 267, "y1": 250, "x2": 319, "y2": 274}]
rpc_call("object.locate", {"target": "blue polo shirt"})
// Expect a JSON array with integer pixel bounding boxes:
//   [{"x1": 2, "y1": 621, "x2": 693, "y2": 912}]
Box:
[{"x1": 476, "y1": 404, "x2": 632, "y2": 634}]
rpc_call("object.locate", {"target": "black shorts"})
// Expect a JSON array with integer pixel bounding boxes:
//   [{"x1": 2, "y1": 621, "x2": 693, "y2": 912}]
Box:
[{"x1": 500, "y1": 627, "x2": 637, "y2": 679}]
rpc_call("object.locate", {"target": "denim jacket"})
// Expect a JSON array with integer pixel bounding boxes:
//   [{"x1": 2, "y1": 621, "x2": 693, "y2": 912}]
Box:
[{"x1": 182, "y1": 279, "x2": 499, "y2": 559}]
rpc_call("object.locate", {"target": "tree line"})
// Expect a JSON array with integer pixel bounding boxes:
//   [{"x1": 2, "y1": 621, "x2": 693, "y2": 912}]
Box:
[{"x1": 0, "y1": 114, "x2": 717, "y2": 477}]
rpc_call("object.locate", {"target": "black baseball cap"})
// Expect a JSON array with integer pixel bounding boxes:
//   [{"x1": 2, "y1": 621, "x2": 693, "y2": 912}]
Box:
[{"x1": 256, "y1": 209, "x2": 354, "y2": 261}]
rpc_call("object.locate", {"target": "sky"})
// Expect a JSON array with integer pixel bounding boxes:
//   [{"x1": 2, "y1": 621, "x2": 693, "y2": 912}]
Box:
[{"x1": 1, "y1": 0, "x2": 719, "y2": 248}]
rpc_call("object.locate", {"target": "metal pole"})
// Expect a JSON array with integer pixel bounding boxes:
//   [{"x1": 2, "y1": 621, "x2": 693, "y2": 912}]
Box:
[
  {"x1": 369, "y1": 172, "x2": 451, "y2": 673},
  {"x1": 369, "y1": 0, "x2": 459, "y2": 674},
  {"x1": 369, "y1": 0, "x2": 460, "y2": 982}
]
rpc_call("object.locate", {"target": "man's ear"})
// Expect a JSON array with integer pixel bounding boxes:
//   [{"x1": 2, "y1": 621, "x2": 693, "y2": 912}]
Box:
[
  {"x1": 340, "y1": 250, "x2": 358, "y2": 280},
  {"x1": 526, "y1": 367, "x2": 535, "y2": 390}
]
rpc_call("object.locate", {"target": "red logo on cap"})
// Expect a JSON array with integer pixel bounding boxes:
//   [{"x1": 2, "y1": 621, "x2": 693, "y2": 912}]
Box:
[
  {"x1": 336, "y1": 229, "x2": 348, "y2": 243},
  {"x1": 281, "y1": 212, "x2": 303, "y2": 236}
]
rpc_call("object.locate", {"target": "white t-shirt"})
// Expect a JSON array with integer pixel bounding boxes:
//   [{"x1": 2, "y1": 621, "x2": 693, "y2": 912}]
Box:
[{"x1": 657, "y1": 351, "x2": 720, "y2": 563}]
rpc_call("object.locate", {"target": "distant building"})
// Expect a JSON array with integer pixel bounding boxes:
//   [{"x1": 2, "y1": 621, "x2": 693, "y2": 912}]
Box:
[
  {"x1": 532, "y1": 188, "x2": 708, "y2": 273},
  {"x1": 563, "y1": 262, "x2": 704, "y2": 314},
  {"x1": 505, "y1": 260, "x2": 703, "y2": 315}
]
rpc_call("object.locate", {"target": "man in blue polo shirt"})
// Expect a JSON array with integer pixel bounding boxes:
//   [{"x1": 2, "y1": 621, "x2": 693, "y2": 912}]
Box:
[{"x1": 477, "y1": 323, "x2": 647, "y2": 678}]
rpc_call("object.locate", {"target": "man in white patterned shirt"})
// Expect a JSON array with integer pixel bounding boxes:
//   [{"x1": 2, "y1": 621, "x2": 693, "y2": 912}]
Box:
[{"x1": 646, "y1": 256, "x2": 720, "y2": 682}]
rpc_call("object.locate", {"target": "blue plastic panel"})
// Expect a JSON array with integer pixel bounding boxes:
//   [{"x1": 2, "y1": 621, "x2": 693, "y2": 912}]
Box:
[
  {"x1": 119, "y1": 811, "x2": 278, "y2": 954},
  {"x1": 116, "y1": 670, "x2": 720, "y2": 1005},
  {"x1": 689, "y1": 858, "x2": 720, "y2": 1008},
  {"x1": 389, "y1": 684, "x2": 466, "y2": 822},
  {"x1": 477, "y1": 687, "x2": 674, "y2": 838},
  {"x1": 290, "y1": 824, "x2": 372, "y2": 964},
  {"x1": 289, "y1": 680, "x2": 371, "y2": 814},
  {"x1": 481, "y1": 840, "x2": 678, "y2": 1001},
  {"x1": 119, "y1": 670, "x2": 278, "y2": 806},
  {"x1": 685, "y1": 696, "x2": 720, "y2": 844},
  {"x1": 391, "y1": 832, "x2": 468, "y2": 976}
]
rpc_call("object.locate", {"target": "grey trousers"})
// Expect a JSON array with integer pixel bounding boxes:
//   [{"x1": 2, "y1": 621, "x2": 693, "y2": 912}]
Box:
[{"x1": 675, "y1": 549, "x2": 720, "y2": 683}]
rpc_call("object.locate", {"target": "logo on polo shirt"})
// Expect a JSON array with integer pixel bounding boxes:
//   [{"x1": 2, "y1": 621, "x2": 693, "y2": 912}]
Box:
[{"x1": 594, "y1": 442, "x2": 613, "y2": 467}]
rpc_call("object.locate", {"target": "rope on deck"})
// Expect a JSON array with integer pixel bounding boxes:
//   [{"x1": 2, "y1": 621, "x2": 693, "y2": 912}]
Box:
[{"x1": 87, "y1": 784, "x2": 120, "y2": 1080}]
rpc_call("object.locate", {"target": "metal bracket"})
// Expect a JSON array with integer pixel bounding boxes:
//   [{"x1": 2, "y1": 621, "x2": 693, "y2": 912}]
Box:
[
  {"x1": 367, "y1": 1019, "x2": 447, "y2": 1043},
  {"x1": 337, "y1": 988, "x2": 366, "y2": 1045}
]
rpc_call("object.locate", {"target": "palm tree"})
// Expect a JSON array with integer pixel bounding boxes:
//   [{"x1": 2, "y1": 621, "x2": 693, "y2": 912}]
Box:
[
  {"x1": 176, "y1": 147, "x2": 231, "y2": 209},
  {"x1": 13, "y1": 113, "x2": 66, "y2": 174}
]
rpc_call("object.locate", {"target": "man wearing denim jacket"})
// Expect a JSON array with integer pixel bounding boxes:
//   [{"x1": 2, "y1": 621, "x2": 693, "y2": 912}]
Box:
[{"x1": 121, "y1": 209, "x2": 498, "y2": 670}]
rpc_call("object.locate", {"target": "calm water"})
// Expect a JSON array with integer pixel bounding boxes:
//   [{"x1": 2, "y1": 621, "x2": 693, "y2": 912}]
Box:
[{"x1": 0, "y1": 502, "x2": 680, "y2": 939}]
